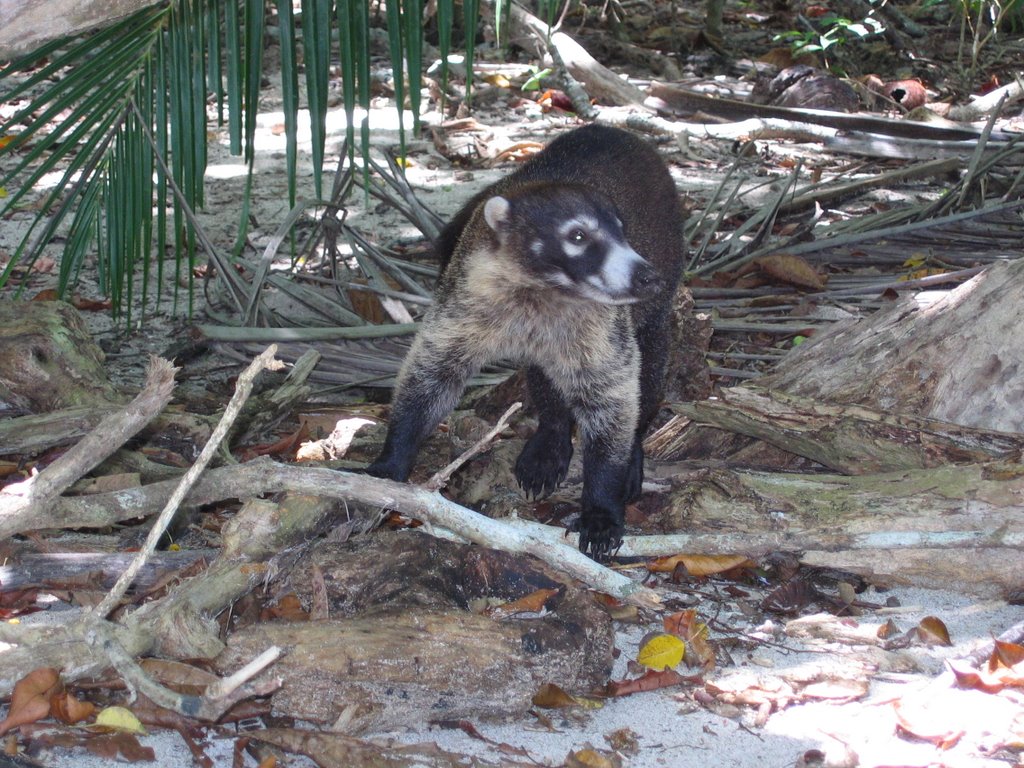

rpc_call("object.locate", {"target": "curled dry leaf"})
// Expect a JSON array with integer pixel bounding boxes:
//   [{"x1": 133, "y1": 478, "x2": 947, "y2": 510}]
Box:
[
  {"x1": 605, "y1": 668, "x2": 698, "y2": 697},
  {"x1": 490, "y1": 588, "x2": 560, "y2": 618},
  {"x1": 646, "y1": 553, "x2": 753, "y2": 576},
  {"x1": 664, "y1": 609, "x2": 716, "y2": 670},
  {"x1": 917, "y1": 615, "x2": 952, "y2": 646},
  {"x1": 50, "y1": 691, "x2": 96, "y2": 725},
  {"x1": 754, "y1": 253, "x2": 826, "y2": 291},
  {"x1": 0, "y1": 667, "x2": 61, "y2": 736}
]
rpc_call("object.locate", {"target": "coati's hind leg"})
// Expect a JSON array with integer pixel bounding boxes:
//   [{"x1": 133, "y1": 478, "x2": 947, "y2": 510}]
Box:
[
  {"x1": 514, "y1": 366, "x2": 575, "y2": 498},
  {"x1": 622, "y1": 308, "x2": 673, "y2": 502}
]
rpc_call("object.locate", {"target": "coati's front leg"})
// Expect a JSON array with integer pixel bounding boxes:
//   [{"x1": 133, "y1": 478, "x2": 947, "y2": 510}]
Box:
[
  {"x1": 515, "y1": 366, "x2": 575, "y2": 498},
  {"x1": 365, "y1": 331, "x2": 475, "y2": 482},
  {"x1": 567, "y1": 361, "x2": 642, "y2": 559}
]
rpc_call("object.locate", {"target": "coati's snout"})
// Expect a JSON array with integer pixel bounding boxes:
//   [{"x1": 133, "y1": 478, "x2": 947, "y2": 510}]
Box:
[{"x1": 483, "y1": 187, "x2": 662, "y2": 304}]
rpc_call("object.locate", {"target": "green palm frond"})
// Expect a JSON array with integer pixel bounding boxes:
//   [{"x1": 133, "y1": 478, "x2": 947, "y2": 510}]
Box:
[
  {"x1": 0, "y1": 0, "x2": 478, "y2": 322},
  {"x1": 0, "y1": 1, "x2": 263, "y2": 321}
]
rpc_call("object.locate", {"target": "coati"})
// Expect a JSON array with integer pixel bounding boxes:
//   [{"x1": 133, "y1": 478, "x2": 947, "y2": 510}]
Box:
[{"x1": 366, "y1": 124, "x2": 684, "y2": 557}]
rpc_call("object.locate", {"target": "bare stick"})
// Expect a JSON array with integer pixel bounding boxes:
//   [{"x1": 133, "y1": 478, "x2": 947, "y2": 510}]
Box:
[
  {"x1": 425, "y1": 402, "x2": 523, "y2": 491},
  {"x1": 91, "y1": 346, "x2": 282, "y2": 619},
  {"x1": 85, "y1": 620, "x2": 281, "y2": 720}
]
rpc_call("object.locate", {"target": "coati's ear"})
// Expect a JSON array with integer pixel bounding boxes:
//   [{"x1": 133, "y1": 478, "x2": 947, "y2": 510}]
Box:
[{"x1": 483, "y1": 196, "x2": 511, "y2": 232}]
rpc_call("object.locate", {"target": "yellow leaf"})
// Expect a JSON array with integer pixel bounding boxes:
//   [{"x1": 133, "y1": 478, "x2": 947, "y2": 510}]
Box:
[
  {"x1": 483, "y1": 73, "x2": 510, "y2": 88},
  {"x1": 637, "y1": 633, "x2": 685, "y2": 671},
  {"x1": 93, "y1": 706, "x2": 147, "y2": 735}
]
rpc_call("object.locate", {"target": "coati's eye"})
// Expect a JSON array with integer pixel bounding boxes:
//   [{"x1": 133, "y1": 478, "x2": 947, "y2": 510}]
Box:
[{"x1": 568, "y1": 228, "x2": 588, "y2": 244}]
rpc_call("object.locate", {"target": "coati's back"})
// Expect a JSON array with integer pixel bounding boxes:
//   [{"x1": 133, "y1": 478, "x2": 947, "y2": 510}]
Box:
[{"x1": 434, "y1": 125, "x2": 684, "y2": 312}]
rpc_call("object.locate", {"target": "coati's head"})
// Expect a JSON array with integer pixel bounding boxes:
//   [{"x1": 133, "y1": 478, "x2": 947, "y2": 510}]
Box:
[{"x1": 481, "y1": 183, "x2": 663, "y2": 304}]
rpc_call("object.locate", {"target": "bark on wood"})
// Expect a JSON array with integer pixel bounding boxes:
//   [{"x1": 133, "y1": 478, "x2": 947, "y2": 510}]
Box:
[
  {"x1": 510, "y1": 462, "x2": 1024, "y2": 597},
  {"x1": 214, "y1": 534, "x2": 614, "y2": 732},
  {"x1": 509, "y1": 1, "x2": 647, "y2": 107},
  {"x1": 0, "y1": 301, "x2": 119, "y2": 413},
  {"x1": 0, "y1": 550, "x2": 213, "y2": 591},
  {"x1": 0, "y1": 358, "x2": 177, "y2": 526},
  {"x1": 19, "y1": 458, "x2": 661, "y2": 609},
  {"x1": 761, "y1": 258, "x2": 1024, "y2": 433},
  {"x1": 0, "y1": 493, "x2": 336, "y2": 697},
  {"x1": 670, "y1": 386, "x2": 1024, "y2": 474},
  {"x1": 0, "y1": 0, "x2": 163, "y2": 58}
]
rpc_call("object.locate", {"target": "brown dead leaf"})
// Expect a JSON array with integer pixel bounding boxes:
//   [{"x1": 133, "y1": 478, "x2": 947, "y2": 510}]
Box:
[
  {"x1": 664, "y1": 609, "x2": 716, "y2": 670},
  {"x1": 140, "y1": 658, "x2": 218, "y2": 695},
  {"x1": 605, "y1": 668, "x2": 699, "y2": 697},
  {"x1": 50, "y1": 692, "x2": 96, "y2": 725},
  {"x1": 85, "y1": 732, "x2": 155, "y2": 762},
  {"x1": 754, "y1": 253, "x2": 827, "y2": 290},
  {"x1": 532, "y1": 683, "x2": 578, "y2": 709},
  {"x1": 647, "y1": 553, "x2": 753, "y2": 576},
  {"x1": 0, "y1": 668, "x2": 61, "y2": 736},
  {"x1": 991, "y1": 639, "x2": 1024, "y2": 671},
  {"x1": 566, "y1": 747, "x2": 621, "y2": 768},
  {"x1": 917, "y1": 616, "x2": 952, "y2": 646},
  {"x1": 490, "y1": 588, "x2": 560, "y2": 618},
  {"x1": 261, "y1": 593, "x2": 308, "y2": 622}
]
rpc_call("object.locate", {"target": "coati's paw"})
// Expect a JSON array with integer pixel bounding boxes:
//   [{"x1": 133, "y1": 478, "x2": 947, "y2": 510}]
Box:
[
  {"x1": 515, "y1": 429, "x2": 574, "y2": 499},
  {"x1": 572, "y1": 510, "x2": 624, "y2": 561},
  {"x1": 623, "y1": 442, "x2": 645, "y2": 503},
  {"x1": 363, "y1": 457, "x2": 406, "y2": 482}
]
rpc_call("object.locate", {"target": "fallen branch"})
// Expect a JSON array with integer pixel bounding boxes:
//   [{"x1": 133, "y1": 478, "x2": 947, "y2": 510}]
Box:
[
  {"x1": 426, "y1": 401, "x2": 522, "y2": 490},
  {"x1": 670, "y1": 386, "x2": 1024, "y2": 474},
  {"x1": 647, "y1": 82, "x2": 1018, "y2": 142},
  {"x1": 509, "y1": 1, "x2": 646, "y2": 107},
  {"x1": 0, "y1": 357, "x2": 177, "y2": 532},
  {"x1": 91, "y1": 346, "x2": 282, "y2": 618}
]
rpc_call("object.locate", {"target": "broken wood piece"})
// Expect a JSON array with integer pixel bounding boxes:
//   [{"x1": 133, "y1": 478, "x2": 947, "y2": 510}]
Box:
[
  {"x1": 0, "y1": 357, "x2": 178, "y2": 534},
  {"x1": 0, "y1": 550, "x2": 213, "y2": 591},
  {"x1": 647, "y1": 81, "x2": 1018, "y2": 142},
  {"x1": 762, "y1": 258, "x2": 1024, "y2": 433},
  {"x1": 670, "y1": 386, "x2": 1024, "y2": 474},
  {"x1": 92, "y1": 346, "x2": 281, "y2": 618},
  {"x1": 509, "y1": 1, "x2": 647, "y2": 107},
  {"x1": 214, "y1": 534, "x2": 614, "y2": 732},
  {"x1": 507, "y1": 463, "x2": 1024, "y2": 597}
]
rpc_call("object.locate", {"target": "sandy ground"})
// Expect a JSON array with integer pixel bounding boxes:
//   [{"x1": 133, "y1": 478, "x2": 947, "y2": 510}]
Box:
[{"x1": 4, "y1": 75, "x2": 1023, "y2": 768}]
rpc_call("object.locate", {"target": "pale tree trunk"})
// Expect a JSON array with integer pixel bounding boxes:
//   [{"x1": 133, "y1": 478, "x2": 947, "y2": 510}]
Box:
[{"x1": 0, "y1": 0, "x2": 161, "y2": 59}]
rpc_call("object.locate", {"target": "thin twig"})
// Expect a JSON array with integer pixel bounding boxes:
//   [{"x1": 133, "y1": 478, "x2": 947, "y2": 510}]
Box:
[
  {"x1": 426, "y1": 402, "x2": 523, "y2": 491},
  {"x1": 91, "y1": 346, "x2": 282, "y2": 618}
]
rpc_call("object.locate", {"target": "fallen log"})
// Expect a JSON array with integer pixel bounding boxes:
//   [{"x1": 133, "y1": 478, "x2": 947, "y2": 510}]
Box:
[{"x1": 669, "y1": 386, "x2": 1024, "y2": 474}]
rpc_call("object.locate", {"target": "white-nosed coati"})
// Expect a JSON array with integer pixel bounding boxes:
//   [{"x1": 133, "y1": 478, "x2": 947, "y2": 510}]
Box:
[{"x1": 366, "y1": 124, "x2": 684, "y2": 557}]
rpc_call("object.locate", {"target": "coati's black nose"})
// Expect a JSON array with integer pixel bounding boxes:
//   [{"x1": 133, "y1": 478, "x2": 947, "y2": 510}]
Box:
[{"x1": 630, "y1": 259, "x2": 665, "y2": 297}]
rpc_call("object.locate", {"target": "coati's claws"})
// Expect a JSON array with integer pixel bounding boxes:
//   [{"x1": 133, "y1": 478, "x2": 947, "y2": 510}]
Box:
[
  {"x1": 514, "y1": 428, "x2": 574, "y2": 499},
  {"x1": 572, "y1": 515, "x2": 624, "y2": 561}
]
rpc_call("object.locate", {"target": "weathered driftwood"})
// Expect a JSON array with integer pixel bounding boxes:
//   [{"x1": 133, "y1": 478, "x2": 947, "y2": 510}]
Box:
[
  {"x1": 24, "y1": 458, "x2": 661, "y2": 609},
  {"x1": 214, "y1": 534, "x2": 614, "y2": 733},
  {"x1": 0, "y1": 358, "x2": 177, "y2": 531},
  {"x1": 763, "y1": 258, "x2": 1024, "y2": 433},
  {"x1": 646, "y1": 82, "x2": 1017, "y2": 142},
  {"x1": 0, "y1": 493, "x2": 336, "y2": 698},
  {"x1": 669, "y1": 386, "x2": 1024, "y2": 474},
  {"x1": 511, "y1": 461, "x2": 1024, "y2": 597},
  {"x1": 0, "y1": 550, "x2": 213, "y2": 591},
  {"x1": 509, "y1": 1, "x2": 646, "y2": 107}
]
